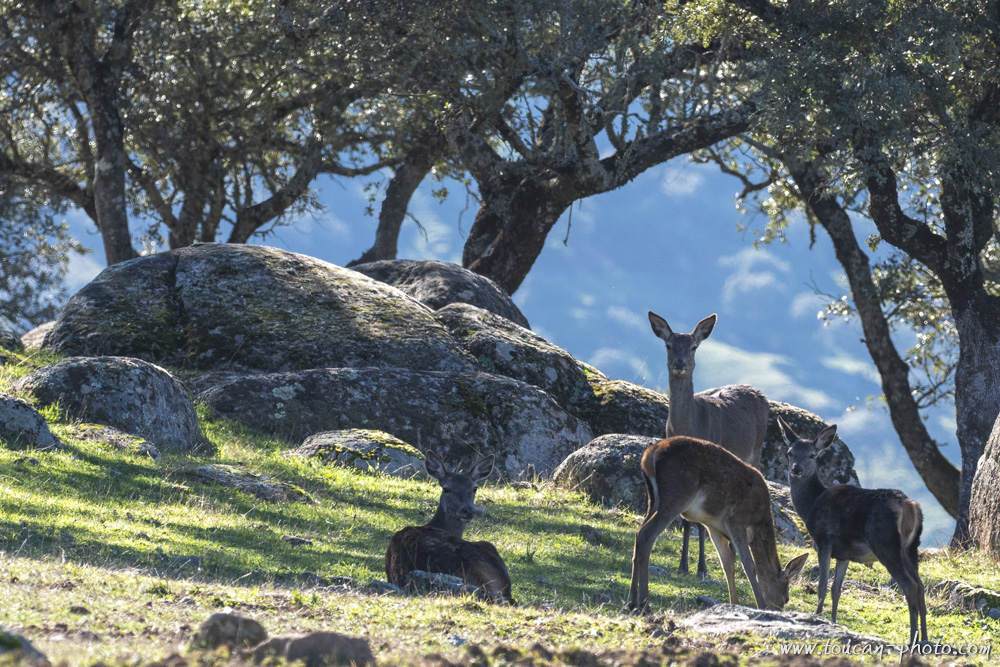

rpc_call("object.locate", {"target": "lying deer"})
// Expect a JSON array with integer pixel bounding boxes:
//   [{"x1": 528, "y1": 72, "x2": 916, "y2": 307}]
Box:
[
  {"x1": 626, "y1": 436, "x2": 808, "y2": 612},
  {"x1": 649, "y1": 311, "x2": 770, "y2": 578},
  {"x1": 385, "y1": 450, "x2": 513, "y2": 602},
  {"x1": 779, "y1": 416, "x2": 927, "y2": 643}
]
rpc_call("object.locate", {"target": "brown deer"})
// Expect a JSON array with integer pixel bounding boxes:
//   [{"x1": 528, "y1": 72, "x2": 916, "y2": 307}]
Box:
[
  {"x1": 779, "y1": 417, "x2": 927, "y2": 644},
  {"x1": 649, "y1": 311, "x2": 770, "y2": 578},
  {"x1": 385, "y1": 450, "x2": 513, "y2": 602},
  {"x1": 626, "y1": 436, "x2": 808, "y2": 612}
]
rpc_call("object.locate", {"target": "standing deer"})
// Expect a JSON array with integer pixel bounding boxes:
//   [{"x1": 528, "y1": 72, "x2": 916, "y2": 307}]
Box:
[
  {"x1": 778, "y1": 416, "x2": 927, "y2": 644},
  {"x1": 649, "y1": 311, "x2": 770, "y2": 578},
  {"x1": 385, "y1": 450, "x2": 514, "y2": 603},
  {"x1": 627, "y1": 436, "x2": 808, "y2": 612}
]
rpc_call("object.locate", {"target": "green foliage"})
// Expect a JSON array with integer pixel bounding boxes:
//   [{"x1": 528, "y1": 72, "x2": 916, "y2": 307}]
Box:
[{"x1": 0, "y1": 177, "x2": 86, "y2": 329}]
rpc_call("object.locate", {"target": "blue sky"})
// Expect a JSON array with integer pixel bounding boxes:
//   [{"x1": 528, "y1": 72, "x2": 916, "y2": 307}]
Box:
[{"x1": 62, "y1": 156, "x2": 960, "y2": 545}]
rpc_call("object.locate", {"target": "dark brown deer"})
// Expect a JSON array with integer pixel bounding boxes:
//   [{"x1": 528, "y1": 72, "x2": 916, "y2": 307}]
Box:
[
  {"x1": 626, "y1": 436, "x2": 808, "y2": 613},
  {"x1": 778, "y1": 416, "x2": 927, "y2": 644},
  {"x1": 385, "y1": 450, "x2": 513, "y2": 602},
  {"x1": 649, "y1": 311, "x2": 770, "y2": 578}
]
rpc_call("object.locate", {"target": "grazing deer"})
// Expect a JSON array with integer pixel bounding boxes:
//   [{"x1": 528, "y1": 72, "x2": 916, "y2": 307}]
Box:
[
  {"x1": 649, "y1": 311, "x2": 770, "y2": 578},
  {"x1": 385, "y1": 450, "x2": 514, "y2": 603},
  {"x1": 778, "y1": 417, "x2": 927, "y2": 644},
  {"x1": 626, "y1": 436, "x2": 808, "y2": 612}
]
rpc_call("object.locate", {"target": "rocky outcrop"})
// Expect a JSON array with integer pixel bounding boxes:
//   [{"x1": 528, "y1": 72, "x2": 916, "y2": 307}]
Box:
[
  {"x1": 763, "y1": 402, "x2": 859, "y2": 486},
  {"x1": 44, "y1": 244, "x2": 475, "y2": 374},
  {"x1": 682, "y1": 604, "x2": 888, "y2": 645},
  {"x1": 0, "y1": 394, "x2": 59, "y2": 450},
  {"x1": 13, "y1": 356, "x2": 208, "y2": 453},
  {"x1": 971, "y1": 411, "x2": 1000, "y2": 559},
  {"x1": 292, "y1": 429, "x2": 425, "y2": 478},
  {"x1": 182, "y1": 464, "x2": 312, "y2": 503},
  {"x1": 552, "y1": 434, "x2": 657, "y2": 513},
  {"x1": 198, "y1": 367, "x2": 593, "y2": 478},
  {"x1": 436, "y1": 303, "x2": 605, "y2": 417},
  {"x1": 582, "y1": 380, "x2": 670, "y2": 438},
  {"x1": 354, "y1": 259, "x2": 530, "y2": 328},
  {"x1": 69, "y1": 424, "x2": 161, "y2": 460}
]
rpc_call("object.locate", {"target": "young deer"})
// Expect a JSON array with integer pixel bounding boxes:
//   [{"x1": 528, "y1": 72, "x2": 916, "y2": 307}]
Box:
[
  {"x1": 649, "y1": 311, "x2": 770, "y2": 578},
  {"x1": 778, "y1": 417, "x2": 927, "y2": 644},
  {"x1": 385, "y1": 450, "x2": 514, "y2": 602},
  {"x1": 626, "y1": 436, "x2": 808, "y2": 613}
]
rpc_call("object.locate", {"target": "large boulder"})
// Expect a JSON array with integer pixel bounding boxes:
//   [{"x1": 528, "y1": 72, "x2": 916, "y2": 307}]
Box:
[
  {"x1": 971, "y1": 411, "x2": 1000, "y2": 559},
  {"x1": 353, "y1": 259, "x2": 530, "y2": 328},
  {"x1": 763, "y1": 402, "x2": 859, "y2": 486},
  {"x1": 198, "y1": 367, "x2": 593, "y2": 478},
  {"x1": 436, "y1": 303, "x2": 605, "y2": 416},
  {"x1": 0, "y1": 394, "x2": 59, "y2": 450},
  {"x1": 582, "y1": 380, "x2": 670, "y2": 438},
  {"x1": 43, "y1": 244, "x2": 475, "y2": 374},
  {"x1": 552, "y1": 434, "x2": 657, "y2": 512},
  {"x1": 13, "y1": 356, "x2": 208, "y2": 452},
  {"x1": 292, "y1": 429, "x2": 426, "y2": 478}
]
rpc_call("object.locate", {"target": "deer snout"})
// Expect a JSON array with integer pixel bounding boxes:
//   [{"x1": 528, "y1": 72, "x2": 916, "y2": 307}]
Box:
[
  {"x1": 789, "y1": 463, "x2": 804, "y2": 477},
  {"x1": 455, "y1": 504, "x2": 481, "y2": 521}
]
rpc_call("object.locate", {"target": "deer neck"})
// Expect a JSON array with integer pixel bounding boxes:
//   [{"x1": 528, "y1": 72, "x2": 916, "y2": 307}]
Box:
[
  {"x1": 748, "y1": 520, "x2": 784, "y2": 596},
  {"x1": 666, "y1": 373, "x2": 697, "y2": 436},
  {"x1": 426, "y1": 505, "x2": 468, "y2": 537},
  {"x1": 789, "y1": 471, "x2": 827, "y2": 524}
]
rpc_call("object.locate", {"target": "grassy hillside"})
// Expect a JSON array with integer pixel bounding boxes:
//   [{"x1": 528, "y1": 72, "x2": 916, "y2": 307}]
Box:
[{"x1": 2, "y1": 349, "x2": 1000, "y2": 665}]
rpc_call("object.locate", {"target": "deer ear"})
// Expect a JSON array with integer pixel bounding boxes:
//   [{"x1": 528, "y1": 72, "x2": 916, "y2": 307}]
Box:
[
  {"x1": 424, "y1": 450, "x2": 447, "y2": 480},
  {"x1": 783, "y1": 553, "x2": 809, "y2": 580},
  {"x1": 468, "y1": 454, "x2": 495, "y2": 481},
  {"x1": 692, "y1": 313, "x2": 717, "y2": 342},
  {"x1": 777, "y1": 416, "x2": 797, "y2": 445},
  {"x1": 815, "y1": 424, "x2": 838, "y2": 452},
  {"x1": 648, "y1": 311, "x2": 673, "y2": 341}
]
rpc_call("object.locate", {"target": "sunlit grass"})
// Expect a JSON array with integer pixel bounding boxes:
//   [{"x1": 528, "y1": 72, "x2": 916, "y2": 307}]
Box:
[{"x1": 2, "y1": 347, "x2": 1000, "y2": 664}]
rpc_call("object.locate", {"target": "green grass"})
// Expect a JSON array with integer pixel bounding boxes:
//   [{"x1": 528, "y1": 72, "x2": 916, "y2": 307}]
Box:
[{"x1": 2, "y1": 350, "x2": 1000, "y2": 665}]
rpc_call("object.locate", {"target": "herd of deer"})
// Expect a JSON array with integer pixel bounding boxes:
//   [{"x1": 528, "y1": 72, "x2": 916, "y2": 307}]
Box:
[{"x1": 384, "y1": 312, "x2": 929, "y2": 645}]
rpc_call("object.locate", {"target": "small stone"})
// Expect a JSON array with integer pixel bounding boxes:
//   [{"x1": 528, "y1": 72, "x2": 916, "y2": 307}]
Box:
[
  {"x1": 190, "y1": 612, "x2": 268, "y2": 650},
  {"x1": 591, "y1": 593, "x2": 612, "y2": 605},
  {"x1": 649, "y1": 565, "x2": 668, "y2": 577},
  {"x1": 282, "y1": 535, "x2": 313, "y2": 546},
  {"x1": 695, "y1": 595, "x2": 722, "y2": 607},
  {"x1": 68, "y1": 605, "x2": 90, "y2": 615},
  {"x1": 78, "y1": 631, "x2": 102, "y2": 643},
  {"x1": 249, "y1": 632, "x2": 374, "y2": 667},
  {"x1": 579, "y1": 525, "x2": 602, "y2": 545},
  {"x1": 446, "y1": 634, "x2": 467, "y2": 647},
  {"x1": 366, "y1": 580, "x2": 403, "y2": 595},
  {"x1": 988, "y1": 607, "x2": 1000, "y2": 620}
]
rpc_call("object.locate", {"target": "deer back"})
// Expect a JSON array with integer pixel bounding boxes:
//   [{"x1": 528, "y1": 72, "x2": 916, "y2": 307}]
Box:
[{"x1": 689, "y1": 385, "x2": 769, "y2": 465}]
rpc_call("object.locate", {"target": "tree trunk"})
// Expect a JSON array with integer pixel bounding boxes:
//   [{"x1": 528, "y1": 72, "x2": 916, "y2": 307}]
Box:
[
  {"x1": 970, "y1": 411, "x2": 1000, "y2": 558},
  {"x1": 785, "y1": 156, "x2": 961, "y2": 517},
  {"x1": 347, "y1": 136, "x2": 445, "y2": 267},
  {"x1": 462, "y1": 175, "x2": 571, "y2": 295}
]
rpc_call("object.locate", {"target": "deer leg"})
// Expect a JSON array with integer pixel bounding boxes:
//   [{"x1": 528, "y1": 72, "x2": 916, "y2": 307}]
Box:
[
  {"x1": 696, "y1": 524, "x2": 709, "y2": 580},
  {"x1": 677, "y1": 519, "x2": 692, "y2": 575},
  {"x1": 830, "y1": 559, "x2": 849, "y2": 623},
  {"x1": 628, "y1": 511, "x2": 673, "y2": 613},
  {"x1": 905, "y1": 541, "x2": 928, "y2": 643},
  {"x1": 706, "y1": 527, "x2": 739, "y2": 605},
  {"x1": 816, "y1": 546, "x2": 832, "y2": 616},
  {"x1": 727, "y1": 525, "x2": 770, "y2": 610}
]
